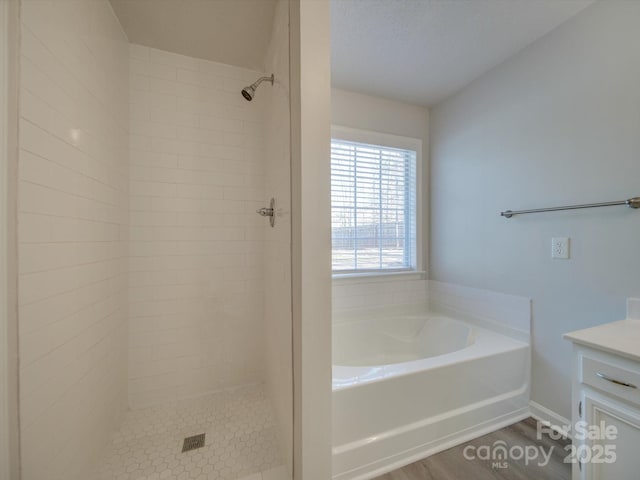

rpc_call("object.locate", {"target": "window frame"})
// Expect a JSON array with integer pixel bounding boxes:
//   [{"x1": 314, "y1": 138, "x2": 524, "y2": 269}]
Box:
[{"x1": 330, "y1": 125, "x2": 423, "y2": 278}]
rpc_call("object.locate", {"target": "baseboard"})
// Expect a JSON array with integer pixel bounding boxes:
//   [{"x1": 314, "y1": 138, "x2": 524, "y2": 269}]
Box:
[{"x1": 529, "y1": 400, "x2": 571, "y2": 439}]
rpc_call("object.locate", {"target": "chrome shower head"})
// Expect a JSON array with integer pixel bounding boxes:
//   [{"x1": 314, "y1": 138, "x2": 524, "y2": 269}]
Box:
[
  {"x1": 241, "y1": 85, "x2": 256, "y2": 101},
  {"x1": 241, "y1": 74, "x2": 274, "y2": 101}
]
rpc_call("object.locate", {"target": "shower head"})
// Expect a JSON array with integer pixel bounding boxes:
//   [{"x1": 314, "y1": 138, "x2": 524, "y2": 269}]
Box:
[
  {"x1": 241, "y1": 74, "x2": 274, "y2": 101},
  {"x1": 241, "y1": 87, "x2": 255, "y2": 101}
]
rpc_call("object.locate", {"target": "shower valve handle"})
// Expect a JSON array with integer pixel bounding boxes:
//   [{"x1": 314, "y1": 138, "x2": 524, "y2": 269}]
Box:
[
  {"x1": 256, "y1": 198, "x2": 276, "y2": 227},
  {"x1": 256, "y1": 207, "x2": 274, "y2": 217}
]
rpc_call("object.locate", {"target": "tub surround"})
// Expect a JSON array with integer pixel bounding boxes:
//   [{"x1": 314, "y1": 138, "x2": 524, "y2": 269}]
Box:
[
  {"x1": 429, "y1": 281, "x2": 531, "y2": 343},
  {"x1": 333, "y1": 278, "x2": 531, "y2": 339},
  {"x1": 332, "y1": 275, "x2": 429, "y2": 312},
  {"x1": 331, "y1": 282, "x2": 531, "y2": 480}
]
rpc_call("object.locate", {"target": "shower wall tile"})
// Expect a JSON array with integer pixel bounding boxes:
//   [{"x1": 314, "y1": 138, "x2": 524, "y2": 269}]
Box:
[
  {"x1": 17, "y1": 1, "x2": 129, "y2": 479},
  {"x1": 128, "y1": 44, "x2": 266, "y2": 408}
]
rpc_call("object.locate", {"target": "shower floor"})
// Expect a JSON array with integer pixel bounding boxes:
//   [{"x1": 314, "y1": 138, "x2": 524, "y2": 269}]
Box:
[{"x1": 92, "y1": 384, "x2": 287, "y2": 480}]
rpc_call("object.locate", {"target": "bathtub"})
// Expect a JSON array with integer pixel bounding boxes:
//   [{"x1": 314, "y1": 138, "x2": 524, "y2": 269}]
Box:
[{"x1": 332, "y1": 306, "x2": 530, "y2": 480}]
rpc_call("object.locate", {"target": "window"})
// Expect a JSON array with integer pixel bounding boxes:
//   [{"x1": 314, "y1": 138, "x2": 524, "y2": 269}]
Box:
[{"x1": 331, "y1": 128, "x2": 420, "y2": 274}]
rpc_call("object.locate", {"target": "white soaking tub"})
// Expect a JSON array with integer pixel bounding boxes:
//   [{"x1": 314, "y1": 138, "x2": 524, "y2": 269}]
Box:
[{"x1": 332, "y1": 305, "x2": 530, "y2": 480}]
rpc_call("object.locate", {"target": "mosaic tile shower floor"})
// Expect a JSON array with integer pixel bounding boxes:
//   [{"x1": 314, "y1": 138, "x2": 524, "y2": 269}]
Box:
[{"x1": 92, "y1": 384, "x2": 287, "y2": 480}]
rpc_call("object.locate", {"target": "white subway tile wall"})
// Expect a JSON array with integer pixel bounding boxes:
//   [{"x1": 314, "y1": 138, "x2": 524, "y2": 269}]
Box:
[
  {"x1": 332, "y1": 277, "x2": 429, "y2": 315},
  {"x1": 263, "y1": 0, "x2": 293, "y2": 474},
  {"x1": 18, "y1": 1, "x2": 129, "y2": 479},
  {"x1": 128, "y1": 44, "x2": 267, "y2": 408}
]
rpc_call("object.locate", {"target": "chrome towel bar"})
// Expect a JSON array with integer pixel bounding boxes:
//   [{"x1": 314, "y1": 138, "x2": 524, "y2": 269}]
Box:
[{"x1": 501, "y1": 196, "x2": 640, "y2": 218}]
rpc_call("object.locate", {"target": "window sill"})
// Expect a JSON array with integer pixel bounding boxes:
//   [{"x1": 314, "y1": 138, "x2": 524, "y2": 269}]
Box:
[{"x1": 332, "y1": 270, "x2": 426, "y2": 285}]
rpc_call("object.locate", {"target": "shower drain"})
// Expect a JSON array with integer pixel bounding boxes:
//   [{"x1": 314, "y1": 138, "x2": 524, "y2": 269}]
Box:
[{"x1": 182, "y1": 433, "x2": 205, "y2": 452}]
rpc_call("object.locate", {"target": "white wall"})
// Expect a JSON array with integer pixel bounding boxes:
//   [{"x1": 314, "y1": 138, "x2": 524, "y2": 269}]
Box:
[
  {"x1": 263, "y1": 0, "x2": 293, "y2": 474},
  {"x1": 430, "y1": 0, "x2": 640, "y2": 420},
  {"x1": 331, "y1": 89, "x2": 429, "y2": 176},
  {"x1": 17, "y1": 1, "x2": 129, "y2": 478},
  {"x1": 291, "y1": 0, "x2": 332, "y2": 478},
  {"x1": 128, "y1": 44, "x2": 267, "y2": 407},
  {"x1": 331, "y1": 89, "x2": 430, "y2": 311}
]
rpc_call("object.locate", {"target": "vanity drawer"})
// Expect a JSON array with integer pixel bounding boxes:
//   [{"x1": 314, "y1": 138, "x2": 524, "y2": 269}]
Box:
[{"x1": 581, "y1": 355, "x2": 640, "y2": 406}]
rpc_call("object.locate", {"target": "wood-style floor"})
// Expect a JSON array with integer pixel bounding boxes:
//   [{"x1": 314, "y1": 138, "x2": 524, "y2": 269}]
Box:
[{"x1": 374, "y1": 418, "x2": 571, "y2": 480}]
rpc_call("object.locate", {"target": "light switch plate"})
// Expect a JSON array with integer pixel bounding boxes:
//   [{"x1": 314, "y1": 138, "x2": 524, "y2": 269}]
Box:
[{"x1": 552, "y1": 237, "x2": 570, "y2": 259}]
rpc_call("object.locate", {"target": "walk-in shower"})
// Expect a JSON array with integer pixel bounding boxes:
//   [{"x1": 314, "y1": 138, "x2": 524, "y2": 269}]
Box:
[{"x1": 13, "y1": 0, "x2": 293, "y2": 479}]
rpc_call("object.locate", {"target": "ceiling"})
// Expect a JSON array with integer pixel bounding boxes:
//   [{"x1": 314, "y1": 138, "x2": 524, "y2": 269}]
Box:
[
  {"x1": 109, "y1": 0, "x2": 277, "y2": 70},
  {"x1": 331, "y1": 0, "x2": 594, "y2": 107},
  {"x1": 109, "y1": 0, "x2": 594, "y2": 106}
]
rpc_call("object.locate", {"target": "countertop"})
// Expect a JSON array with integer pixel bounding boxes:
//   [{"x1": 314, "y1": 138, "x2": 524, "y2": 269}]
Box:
[{"x1": 564, "y1": 319, "x2": 640, "y2": 362}]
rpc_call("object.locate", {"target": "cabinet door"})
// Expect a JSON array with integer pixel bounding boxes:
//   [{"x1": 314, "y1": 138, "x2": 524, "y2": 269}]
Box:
[{"x1": 580, "y1": 389, "x2": 640, "y2": 480}]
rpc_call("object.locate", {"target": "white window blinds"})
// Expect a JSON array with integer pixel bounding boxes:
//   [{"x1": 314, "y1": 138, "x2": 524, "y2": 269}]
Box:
[{"x1": 331, "y1": 138, "x2": 417, "y2": 272}]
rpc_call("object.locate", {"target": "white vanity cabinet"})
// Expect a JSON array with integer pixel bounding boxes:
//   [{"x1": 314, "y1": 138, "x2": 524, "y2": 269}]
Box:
[{"x1": 565, "y1": 319, "x2": 640, "y2": 480}]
